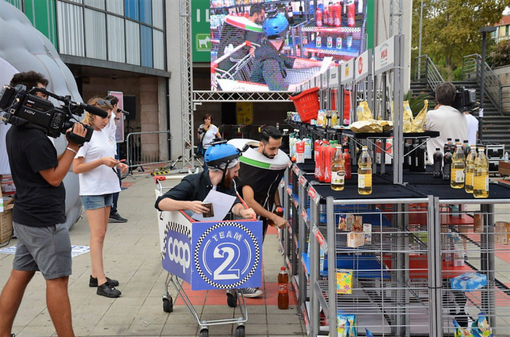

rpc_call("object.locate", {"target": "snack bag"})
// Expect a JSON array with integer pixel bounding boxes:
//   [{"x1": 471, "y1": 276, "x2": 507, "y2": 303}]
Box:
[
  {"x1": 336, "y1": 269, "x2": 353, "y2": 294},
  {"x1": 356, "y1": 101, "x2": 373, "y2": 121},
  {"x1": 411, "y1": 99, "x2": 428, "y2": 132},
  {"x1": 403, "y1": 101, "x2": 414, "y2": 133},
  {"x1": 471, "y1": 312, "x2": 493, "y2": 337},
  {"x1": 454, "y1": 319, "x2": 473, "y2": 337}
]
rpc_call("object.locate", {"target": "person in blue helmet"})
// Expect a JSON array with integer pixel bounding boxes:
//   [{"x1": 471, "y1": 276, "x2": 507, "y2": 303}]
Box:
[
  {"x1": 154, "y1": 142, "x2": 255, "y2": 221},
  {"x1": 250, "y1": 13, "x2": 325, "y2": 91}
]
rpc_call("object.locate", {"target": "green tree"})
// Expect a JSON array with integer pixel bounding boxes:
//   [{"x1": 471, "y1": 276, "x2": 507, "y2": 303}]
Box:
[
  {"x1": 412, "y1": 0, "x2": 506, "y2": 81},
  {"x1": 487, "y1": 40, "x2": 510, "y2": 67}
]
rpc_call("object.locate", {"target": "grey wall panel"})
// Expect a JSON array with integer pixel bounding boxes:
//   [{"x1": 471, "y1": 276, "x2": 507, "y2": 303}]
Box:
[
  {"x1": 107, "y1": 15, "x2": 125, "y2": 63},
  {"x1": 84, "y1": 8, "x2": 106, "y2": 59},
  {"x1": 126, "y1": 20, "x2": 140, "y2": 65},
  {"x1": 153, "y1": 30, "x2": 164, "y2": 70},
  {"x1": 57, "y1": 1, "x2": 85, "y2": 56}
]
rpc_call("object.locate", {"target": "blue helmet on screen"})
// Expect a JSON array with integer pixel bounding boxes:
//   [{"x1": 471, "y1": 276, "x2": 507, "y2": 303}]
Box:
[
  {"x1": 262, "y1": 14, "x2": 289, "y2": 39},
  {"x1": 205, "y1": 142, "x2": 241, "y2": 170}
]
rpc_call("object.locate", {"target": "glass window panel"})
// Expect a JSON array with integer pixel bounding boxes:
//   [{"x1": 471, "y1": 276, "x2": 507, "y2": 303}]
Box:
[
  {"x1": 106, "y1": 0, "x2": 123, "y2": 15},
  {"x1": 107, "y1": 15, "x2": 125, "y2": 63},
  {"x1": 126, "y1": 21, "x2": 140, "y2": 65},
  {"x1": 141, "y1": 25, "x2": 153, "y2": 68},
  {"x1": 84, "y1": 9, "x2": 107, "y2": 59},
  {"x1": 153, "y1": 30, "x2": 164, "y2": 70},
  {"x1": 140, "y1": 0, "x2": 151, "y2": 25},
  {"x1": 151, "y1": 0, "x2": 163, "y2": 29},
  {"x1": 84, "y1": 0, "x2": 104, "y2": 10},
  {"x1": 57, "y1": 1, "x2": 85, "y2": 56},
  {"x1": 124, "y1": 0, "x2": 139, "y2": 20}
]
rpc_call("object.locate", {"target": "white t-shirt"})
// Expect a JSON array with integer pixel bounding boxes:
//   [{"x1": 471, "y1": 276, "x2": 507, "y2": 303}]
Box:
[
  {"x1": 200, "y1": 124, "x2": 219, "y2": 149},
  {"x1": 465, "y1": 113, "x2": 479, "y2": 146},
  {"x1": 76, "y1": 129, "x2": 121, "y2": 196},
  {"x1": 105, "y1": 111, "x2": 117, "y2": 150},
  {"x1": 424, "y1": 105, "x2": 468, "y2": 164}
]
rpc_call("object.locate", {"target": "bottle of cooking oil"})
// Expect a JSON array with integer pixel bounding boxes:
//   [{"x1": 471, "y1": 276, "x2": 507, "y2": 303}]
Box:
[
  {"x1": 358, "y1": 146, "x2": 372, "y2": 195},
  {"x1": 465, "y1": 145, "x2": 476, "y2": 193},
  {"x1": 450, "y1": 143, "x2": 465, "y2": 189},
  {"x1": 473, "y1": 147, "x2": 489, "y2": 198},
  {"x1": 331, "y1": 146, "x2": 345, "y2": 191}
]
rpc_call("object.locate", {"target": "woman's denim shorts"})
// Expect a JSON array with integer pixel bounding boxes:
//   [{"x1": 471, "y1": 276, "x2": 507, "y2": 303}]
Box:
[{"x1": 81, "y1": 194, "x2": 113, "y2": 210}]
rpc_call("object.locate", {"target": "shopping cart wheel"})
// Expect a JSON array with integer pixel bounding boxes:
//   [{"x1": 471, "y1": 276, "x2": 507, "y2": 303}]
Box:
[
  {"x1": 162, "y1": 297, "x2": 173, "y2": 313},
  {"x1": 226, "y1": 289, "x2": 238, "y2": 308},
  {"x1": 235, "y1": 325, "x2": 245, "y2": 337},
  {"x1": 199, "y1": 328, "x2": 209, "y2": 337}
]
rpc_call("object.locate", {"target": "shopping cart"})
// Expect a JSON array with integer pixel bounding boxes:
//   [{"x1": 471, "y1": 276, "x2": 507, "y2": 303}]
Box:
[
  {"x1": 211, "y1": 41, "x2": 259, "y2": 91},
  {"x1": 155, "y1": 180, "x2": 263, "y2": 337}
]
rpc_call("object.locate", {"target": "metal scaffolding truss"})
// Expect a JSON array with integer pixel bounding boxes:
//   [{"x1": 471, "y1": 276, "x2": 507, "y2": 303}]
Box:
[
  {"x1": 193, "y1": 90, "x2": 291, "y2": 102},
  {"x1": 389, "y1": 0, "x2": 403, "y2": 36}
]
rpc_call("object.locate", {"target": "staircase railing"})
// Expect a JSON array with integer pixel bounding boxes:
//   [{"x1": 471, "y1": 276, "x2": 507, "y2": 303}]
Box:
[
  {"x1": 462, "y1": 54, "x2": 503, "y2": 115},
  {"x1": 502, "y1": 85, "x2": 510, "y2": 114},
  {"x1": 413, "y1": 55, "x2": 444, "y2": 91}
]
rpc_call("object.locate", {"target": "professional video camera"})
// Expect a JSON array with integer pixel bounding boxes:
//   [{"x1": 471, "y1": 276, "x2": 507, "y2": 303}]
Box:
[
  {"x1": 0, "y1": 84, "x2": 108, "y2": 143},
  {"x1": 453, "y1": 86, "x2": 478, "y2": 112}
]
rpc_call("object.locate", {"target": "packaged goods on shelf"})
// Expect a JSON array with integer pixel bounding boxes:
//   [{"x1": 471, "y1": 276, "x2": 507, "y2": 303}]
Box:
[
  {"x1": 356, "y1": 101, "x2": 372, "y2": 121},
  {"x1": 450, "y1": 273, "x2": 487, "y2": 292},
  {"x1": 347, "y1": 231, "x2": 364, "y2": 248},
  {"x1": 335, "y1": 269, "x2": 353, "y2": 294},
  {"x1": 336, "y1": 311, "x2": 356, "y2": 337},
  {"x1": 471, "y1": 312, "x2": 493, "y2": 337},
  {"x1": 495, "y1": 221, "x2": 510, "y2": 244}
]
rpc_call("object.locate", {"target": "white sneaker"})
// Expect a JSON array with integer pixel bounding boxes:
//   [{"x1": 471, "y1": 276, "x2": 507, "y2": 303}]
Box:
[{"x1": 238, "y1": 287, "x2": 263, "y2": 298}]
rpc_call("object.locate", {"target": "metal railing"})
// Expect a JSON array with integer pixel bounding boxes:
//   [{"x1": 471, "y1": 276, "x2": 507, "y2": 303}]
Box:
[
  {"x1": 462, "y1": 54, "x2": 503, "y2": 114},
  {"x1": 125, "y1": 131, "x2": 171, "y2": 174},
  {"x1": 502, "y1": 85, "x2": 510, "y2": 114},
  {"x1": 413, "y1": 55, "x2": 444, "y2": 91}
]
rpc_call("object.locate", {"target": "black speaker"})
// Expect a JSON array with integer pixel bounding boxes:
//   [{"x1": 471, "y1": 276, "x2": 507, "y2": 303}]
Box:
[{"x1": 124, "y1": 95, "x2": 136, "y2": 121}]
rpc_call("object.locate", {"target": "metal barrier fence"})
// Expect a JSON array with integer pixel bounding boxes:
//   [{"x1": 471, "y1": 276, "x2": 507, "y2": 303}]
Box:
[{"x1": 125, "y1": 131, "x2": 171, "y2": 173}]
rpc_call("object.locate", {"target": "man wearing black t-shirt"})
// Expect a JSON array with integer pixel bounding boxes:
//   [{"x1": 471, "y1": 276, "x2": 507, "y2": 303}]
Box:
[
  {"x1": 237, "y1": 126, "x2": 289, "y2": 238},
  {"x1": 0, "y1": 71, "x2": 86, "y2": 337}
]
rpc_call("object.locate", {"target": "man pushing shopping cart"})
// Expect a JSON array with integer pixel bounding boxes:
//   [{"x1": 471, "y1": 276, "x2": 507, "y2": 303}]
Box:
[{"x1": 154, "y1": 142, "x2": 263, "y2": 337}]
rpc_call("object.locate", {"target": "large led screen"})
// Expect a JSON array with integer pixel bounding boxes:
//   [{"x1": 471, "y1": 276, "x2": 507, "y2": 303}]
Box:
[{"x1": 210, "y1": 0, "x2": 369, "y2": 92}]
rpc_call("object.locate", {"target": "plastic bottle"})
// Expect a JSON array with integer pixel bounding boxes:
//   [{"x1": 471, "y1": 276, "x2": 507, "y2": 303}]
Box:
[
  {"x1": 316, "y1": 7, "x2": 322, "y2": 27},
  {"x1": 333, "y1": 1, "x2": 342, "y2": 27},
  {"x1": 450, "y1": 143, "x2": 465, "y2": 189},
  {"x1": 268, "y1": 206, "x2": 284, "y2": 227},
  {"x1": 315, "y1": 139, "x2": 322, "y2": 179},
  {"x1": 324, "y1": 144, "x2": 336, "y2": 183},
  {"x1": 343, "y1": 148, "x2": 352, "y2": 179},
  {"x1": 323, "y1": 6, "x2": 329, "y2": 27},
  {"x1": 465, "y1": 146, "x2": 476, "y2": 193},
  {"x1": 287, "y1": 2, "x2": 294, "y2": 24},
  {"x1": 404, "y1": 140, "x2": 411, "y2": 169},
  {"x1": 473, "y1": 147, "x2": 489, "y2": 198},
  {"x1": 443, "y1": 151, "x2": 452, "y2": 181},
  {"x1": 358, "y1": 146, "x2": 372, "y2": 195},
  {"x1": 444, "y1": 138, "x2": 453, "y2": 155},
  {"x1": 417, "y1": 140, "x2": 427, "y2": 172},
  {"x1": 296, "y1": 140, "x2": 305, "y2": 163},
  {"x1": 278, "y1": 266, "x2": 289, "y2": 310},
  {"x1": 347, "y1": 0, "x2": 355, "y2": 27},
  {"x1": 462, "y1": 140, "x2": 470, "y2": 157},
  {"x1": 504, "y1": 152, "x2": 509, "y2": 161},
  {"x1": 433, "y1": 148, "x2": 443, "y2": 178},
  {"x1": 327, "y1": 35, "x2": 333, "y2": 48},
  {"x1": 316, "y1": 34, "x2": 322, "y2": 48},
  {"x1": 304, "y1": 137, "x2": 312, "y2": 159},
  {"x1": 331, "y1": 146, "x2": 345, "y2": 191}
]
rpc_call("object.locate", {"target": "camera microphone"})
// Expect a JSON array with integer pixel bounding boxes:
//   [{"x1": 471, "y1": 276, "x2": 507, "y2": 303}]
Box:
[{"x1": 76, "y1": 103, "x2": 108, "y2": 118}]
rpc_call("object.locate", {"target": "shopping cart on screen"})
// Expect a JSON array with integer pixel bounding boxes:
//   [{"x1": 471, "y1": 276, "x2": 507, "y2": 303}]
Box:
[{"x1": 155, "y1": 178, "x2": 262, "y2": 337}]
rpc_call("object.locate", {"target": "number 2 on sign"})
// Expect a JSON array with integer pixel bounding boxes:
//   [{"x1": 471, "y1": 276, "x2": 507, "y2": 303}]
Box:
[{"x1": 213, "y1": 243, "x2": 240, "y2": 280}]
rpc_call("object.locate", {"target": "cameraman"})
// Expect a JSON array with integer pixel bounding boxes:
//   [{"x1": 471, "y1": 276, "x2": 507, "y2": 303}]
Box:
[
  {"x1": 424, "y1": 82, "x2": 468, "y2": 164},
  {"x1": 0, "y1": 71, "x2": 86, "y2": 337}
]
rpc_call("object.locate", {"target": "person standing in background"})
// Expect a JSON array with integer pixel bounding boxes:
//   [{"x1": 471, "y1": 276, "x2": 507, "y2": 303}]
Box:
[
  {"x1": 424, "y1": 82, "x2": 468, "y2": 164},
  {"x1": 104, "y1": 95, "x2": 128, "y2": 223},
  {"x1": 465, "y1": 110, "x2": 479, "y2": 146},
  {"x1": 73, "y1": 98, "x2": 127, "y2": 298},
  {"x1": 197, "y1": 114, "x2": 222, "y2": 154}
]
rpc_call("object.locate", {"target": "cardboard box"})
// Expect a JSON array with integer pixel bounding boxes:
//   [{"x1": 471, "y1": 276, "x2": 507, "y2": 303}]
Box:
[
  {"x1": 347, "y1": 231, "x2": 365, "y2": 248},
  {"x1": 495, "y1": 221, "x2": 510, "y2": 245},
  {"x1": 1, "y1": 204, "x2": 13, "y2": 245},
  {"x1": 450, "y1": 272, "x2": 487, "y2": 292}
]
